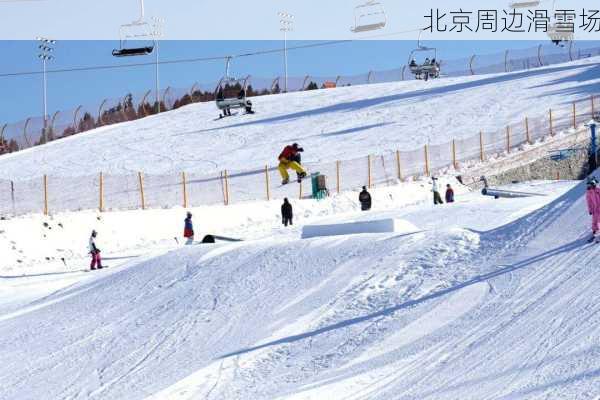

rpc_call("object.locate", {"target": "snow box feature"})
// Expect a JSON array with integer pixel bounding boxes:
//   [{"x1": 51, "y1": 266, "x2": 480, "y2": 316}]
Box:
[{"x1": 301, "y1": 219, "x2": 419, "y2": 239}]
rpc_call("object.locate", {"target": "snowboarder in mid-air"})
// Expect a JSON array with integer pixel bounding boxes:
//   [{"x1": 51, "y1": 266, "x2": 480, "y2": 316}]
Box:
[
  {"x1": 281, "y1": 198, "x2": 293, "y2": 227},
  {"x1": 359, "y1": 186, "x2": 372, "y2": 211},
  {"x1": 89, "y1": 230, "x2": 104, "y2": 270},
  {"x1": 278, "y1": 143, "x2": 307, "y2": 185},
  {"x1": 184, "y1": 212, "x2": 195, "y2": 245},
  {"x1": 586, "y1": 177, "x2": 600, "y2": 243}
]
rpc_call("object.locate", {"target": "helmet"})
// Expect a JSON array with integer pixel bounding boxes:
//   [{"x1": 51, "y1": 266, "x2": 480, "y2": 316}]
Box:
[
  {"x1": 91, "y1": 230, "x2": 97, "y2": 237},
  {"x1": 187, "y1": 212, "x2": 192, "y2": 218},
  {"x1": 292, "y1": 143, "x2": 299, "y2": 149}
]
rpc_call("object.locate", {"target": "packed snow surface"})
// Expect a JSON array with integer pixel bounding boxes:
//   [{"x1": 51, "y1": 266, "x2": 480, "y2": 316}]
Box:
[
  {"x1": 0, "y1": 57, "x2": 599, "y2": 180},
  {"x1": 1, "y1": 177, "x2": 599, "y2": 399}
]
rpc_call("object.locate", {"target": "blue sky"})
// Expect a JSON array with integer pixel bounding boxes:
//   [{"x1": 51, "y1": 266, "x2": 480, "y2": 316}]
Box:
[
  {"x1": 2, "y1": 39, "x2": 596, "y2": 124},
  {"x1": 0, "y1": 0, "x2": 597, "y2": 40}
]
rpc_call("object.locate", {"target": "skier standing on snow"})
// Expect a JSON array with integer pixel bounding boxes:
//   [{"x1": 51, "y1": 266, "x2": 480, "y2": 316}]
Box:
[
  {"x1": 432, "y1": 177, "x2": 444, "y2": 205},
  {"x1": 359, "y1": 186, "x2": 372, "y2": 211},
  {"x1": 184, "y1": 212, "x2": 195, "y2": 245},
  {"x1": 586, "y1": 178, "x2": 600, "y2": 241},
  {"x1": 278, "y1": 143, "x2": 307, "y2": 185},
  {"x1": 89, "y1": 230, "x2": 104, "y2": 270},
  {"x1": 281, "y1": 198, "x2": 293, "y2": 227},
  {"x1": 445, "y1": 184, "x2": 455, "y2": 203}
]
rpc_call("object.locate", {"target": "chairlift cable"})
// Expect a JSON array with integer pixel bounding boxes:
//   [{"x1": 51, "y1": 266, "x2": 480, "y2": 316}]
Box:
[{"x1": 0, "y1": 27, "x2": 423, "y2": 79}]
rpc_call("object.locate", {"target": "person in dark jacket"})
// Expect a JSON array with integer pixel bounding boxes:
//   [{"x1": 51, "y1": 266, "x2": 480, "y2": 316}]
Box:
[
  {"x1": 184, "y1": 212, "x2": 194, "y2": 245},
  {"x1": 445, "y1": 184, "x2": 455, "y2": 203},
  {"x1": 432, "y1": 177, "x2": 444, "y2": 205},
  {"x1": 281, "y1": 198, "x2": 293, "y2": 227},
  {"x1": 359, "y1": 186, "x2": 372, "y2": 211}
]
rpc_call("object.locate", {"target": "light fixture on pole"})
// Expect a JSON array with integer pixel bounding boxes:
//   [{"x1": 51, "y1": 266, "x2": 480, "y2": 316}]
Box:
[
  {"x1": 278, "y1": 11, "x2": 294, "y2": 93},
  {"x1": 151, "y1": 16, "x2": 165, "y2": 113},
  {"x1": 37, "y1": 37, "x2": 55, "y2": 144}
]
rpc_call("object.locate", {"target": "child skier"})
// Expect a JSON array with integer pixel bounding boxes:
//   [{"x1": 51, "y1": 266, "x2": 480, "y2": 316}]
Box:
[
  {"x1": 184, "y1": 212, "x2": 194, "y2": 245},
  {"x1": 445, "y1": 184, "x2": 455, "y2": 203},
  {"x1": 281, "y1": 198, "x2": 293, "y2": 227},
  {"x1": 586, "y1": 178, "x2": 600, "y2": 242},
  {"x1": 89, "y1": 230, "x2": 103, "y2": 270},
  {"x1": 278, "y1": 143, "x2": 307, "y2": 185}
]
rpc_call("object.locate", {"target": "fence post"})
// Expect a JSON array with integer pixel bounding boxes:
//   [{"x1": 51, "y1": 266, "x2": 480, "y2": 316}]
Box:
[
  {"x1": 479, "y1": 131, "x2": 485, "y2": 162},
  {"x1": 10, "y1": 180, "x2": 15, "y2": 215},
  {"x1": 525, "y1": 117, "x2": 531, "y2": 145},
  {"x1": 424, "y1": 145, "x2": 430, "y2": 176},
  {"x1": 99, "y1": 172, "x2": 104, "y2": 212},
  {"x1": 367, "y1": 155, "x2": 372, "y2": 188},
  {"x1": 573, "y1": 102, "x2": 577, "y2": 129},
  {"x1": 220, "y1": 172, "x2": 226, "y2": 205},
  {"x1": 138, "y1": 172, "x2": 146, "y2": 210},
  {"x1": 182, "y1": 172, "x2": 188, "y2": 208},
  {"x1": 336, "y1": 160, "x2": 341, "y2": 194},
  {"x1": 264, "y1": 166, "x2": 270, "y2": 201},
  {"x1": 396, "y1": 150, "x2": 402, "y2": 181},
  {"x1": 549, "y1": 109, "x2": 554, "y2": 136},
  {"x1": 506, "y1": 126, "x2": 511, "y2": 153},
  {"x1": 43, "y1": 175, "x2": 48, "y2": 216},
  {"x1": 452, "y1": 140, "x2": 457, "y2": 170},
  {"x1": 224, "y1": 170, "x2": 230, "y2": 205}
]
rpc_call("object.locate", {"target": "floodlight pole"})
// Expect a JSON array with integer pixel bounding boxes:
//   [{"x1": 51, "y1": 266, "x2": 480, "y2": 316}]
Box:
[
  {"x1": 152, "y1": 17, "x2": 164, "y2": 114},
  {"x1": 279, "y1": 12, "x2": 294, "y2": 93},
  {"x1": 37, "y1": 37, "x2": 55, "y2": 144}
]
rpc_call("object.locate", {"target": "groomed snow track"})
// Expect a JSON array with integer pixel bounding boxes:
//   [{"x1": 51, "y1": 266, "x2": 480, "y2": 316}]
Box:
[{"x1": 0, "y1": 173, "x2": 599, "y2": 399}]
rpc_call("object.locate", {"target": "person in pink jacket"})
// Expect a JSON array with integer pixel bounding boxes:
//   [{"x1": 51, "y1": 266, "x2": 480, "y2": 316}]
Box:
[{"x1": 586, "y1": 177, "x2": 600, "y2": 240}]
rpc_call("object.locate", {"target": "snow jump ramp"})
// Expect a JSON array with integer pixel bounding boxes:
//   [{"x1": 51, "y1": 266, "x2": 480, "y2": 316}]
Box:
[{"x1": 301, "y1": 218, "x2": 419, "y2": 239}]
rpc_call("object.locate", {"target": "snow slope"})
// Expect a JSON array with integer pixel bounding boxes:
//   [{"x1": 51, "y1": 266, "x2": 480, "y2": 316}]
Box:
[
  {"x1": 1, "y1": 177, "x2": 599, "y2": 399},
  {"x1": 0, "y1": 57, "x2": 599, "y2": 180}
]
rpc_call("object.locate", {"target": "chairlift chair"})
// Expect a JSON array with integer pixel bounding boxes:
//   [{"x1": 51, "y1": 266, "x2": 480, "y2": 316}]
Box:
[
  {"x1": 508, "y1": 1, "x2": 541, "y2": 8},
  {"x1": 545, "y1": 0, "x2": 574, "y2": 46},
  {"x1": 350, "y1": 0, "x2": 387, "y2": 33},
  {"x1": 112, "y1": 0, "x2": 155, "y2": 57},
  {"x1": 547, "y1": 23, "x2": 574, "y2": 46},
  {"x1": 214, "y1": 57, "x2": 254, "y2": 117},
  {"x1": 408, "y1": 31, "x2": 440, "y2": 81}
]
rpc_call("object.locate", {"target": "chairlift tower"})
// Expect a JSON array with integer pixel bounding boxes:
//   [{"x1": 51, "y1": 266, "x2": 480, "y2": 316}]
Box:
[
  {"x1": 278, "y1": 11, "x2": 294, "y2": 93},
  {"x1": 37, "y1": 37, "x2": 55, "y2": 144}
]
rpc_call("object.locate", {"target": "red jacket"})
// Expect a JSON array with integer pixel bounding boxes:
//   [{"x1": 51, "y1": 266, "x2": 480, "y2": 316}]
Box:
[{"x1": 279, "y1": 146, "x2": 298, "y2": 161}]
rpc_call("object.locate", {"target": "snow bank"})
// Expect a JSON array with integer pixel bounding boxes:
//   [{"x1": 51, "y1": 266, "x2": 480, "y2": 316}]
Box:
[{"x1": 301, "y1": 218, "x2": 419, "y2": 239}]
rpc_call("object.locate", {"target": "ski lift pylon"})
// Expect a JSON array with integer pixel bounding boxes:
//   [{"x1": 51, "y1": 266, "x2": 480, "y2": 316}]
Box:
[
  {"x1": 112, "y1": 0, "x2": 155, "y2": 57},
  {"x1": 350, "y1": 0, "x2": 387, "y2": 33},
  {"x1": 407, "y1": 30, "x2": 440, "y2": 81},
  {"x1": 214, "y1": 57, "x2": 254, "y2": 117}
]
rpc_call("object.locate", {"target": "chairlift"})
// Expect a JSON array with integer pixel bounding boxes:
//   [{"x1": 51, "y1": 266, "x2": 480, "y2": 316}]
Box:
[
  {"x1": 112, "y1": 0, "x2": 155, "y2": 57},
  {"x1": 214, "y1": 57, "x2": 254, "y2": 118},
  {"x1": 546, "y1": 0, "x2": 574, "y2": 46},
  {"x1": 407, "y1": 31, "x2": 440, "y2": 81},
  {"x1": 350, "y1": 0, "x2": 387, "y2": 33},
  {"x1": 508, "y1": 1, "x2": 541, "y2": 8}
]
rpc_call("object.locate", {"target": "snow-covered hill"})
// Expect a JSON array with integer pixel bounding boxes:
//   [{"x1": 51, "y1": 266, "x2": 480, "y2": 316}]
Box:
[
  {"x1": 0, "y1": 57, "x2": 599, "y2": 180},
  {"x1": 1, "y1": 52, "x2": 600, "y2": 400},
  {"x1": 1, "y1": 176, "x2": 599, "y2": 399}
]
